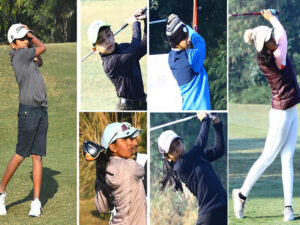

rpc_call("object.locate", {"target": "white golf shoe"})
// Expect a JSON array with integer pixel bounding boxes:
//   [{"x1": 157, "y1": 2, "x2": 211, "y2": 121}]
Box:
[
  {"x1": 29, "y1": 199, "x2": 42, "y2": 217},
  {"x1": 284, "y1": 206, "x2": 294, "y2": 222},
  {"x1": 232, "y1": 189, "x2": 245, "y2": 219},
  {"x1": 0, "y1": 192, "x2": 7, "y2": 215}
]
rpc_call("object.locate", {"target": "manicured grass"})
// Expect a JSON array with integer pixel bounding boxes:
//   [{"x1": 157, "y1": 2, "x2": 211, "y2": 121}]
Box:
[
  {"x1": 229, "y1": 104, "x2": 300, "y2": 224},
  {"x1": 81, "y1": 0, "x2": 147, "y2": 110},
  {"x1": 0, "y1": 43, "x2": 76, "y2": 225},
  {"x1": 80, "y1": 198, "x2": 110, "y2": 225}
]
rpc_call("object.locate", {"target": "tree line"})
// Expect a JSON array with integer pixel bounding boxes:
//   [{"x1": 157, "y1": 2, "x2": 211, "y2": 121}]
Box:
[{"x1": 0, "y1": 0, "x2": 76, "y2": 43}]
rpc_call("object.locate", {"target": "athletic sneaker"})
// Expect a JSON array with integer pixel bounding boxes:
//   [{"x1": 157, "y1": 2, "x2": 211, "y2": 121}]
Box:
[
  {"x1": 0, "y1": 192, "x2": 7, "y2": 215},
  {"x1": 232, "y1": 189, "x2": 245, "y2": 219},
  {"x1": 29, "y1": 199, "x2": 42, "y2": 217},
  {"x1": 284, "y1": 206, "x2": 294, "y2": 221}
]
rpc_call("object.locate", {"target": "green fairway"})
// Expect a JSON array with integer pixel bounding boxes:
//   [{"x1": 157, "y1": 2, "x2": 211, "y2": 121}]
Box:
[
  {"x1": 0, "y1": 43, "x2": 76, "y2": 225},
  {"x1": 81, "y1": 0, "x2": 147, "y2": 110},
  {"x1": 229, "y1": 104, "x2": 300, "y2": 224}
]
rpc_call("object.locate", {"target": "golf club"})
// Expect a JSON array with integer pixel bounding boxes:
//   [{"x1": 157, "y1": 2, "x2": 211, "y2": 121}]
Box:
[
  {"x1": 149, "y1": 19, "x2": 167, "y2": 25},
  {"x1": 0, "y1": 9, "x2": 16, "y2": 24},
  {"x1": 230, "y1": 9, "x2": 279, "y2": 17},
  {"x1": 150, "y1": 115, "x2": 197, "y2": 131},
  {"x1": 81, "y1": 6, "x2": 147, "y2": 62}
]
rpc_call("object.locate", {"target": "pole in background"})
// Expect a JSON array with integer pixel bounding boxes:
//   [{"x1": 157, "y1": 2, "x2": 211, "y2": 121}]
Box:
[{"x1": 193, "y1": 0, "x2": 198, "y2": 32}]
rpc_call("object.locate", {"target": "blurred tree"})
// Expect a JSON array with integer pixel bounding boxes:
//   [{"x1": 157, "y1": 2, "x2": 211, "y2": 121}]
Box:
[{"x1": 0, "y1": 0, "x2": 76, "y2": 43}]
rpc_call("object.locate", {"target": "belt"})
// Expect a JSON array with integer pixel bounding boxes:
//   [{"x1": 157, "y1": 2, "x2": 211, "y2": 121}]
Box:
[{"x1": 119, "y1": 97, "x2": 146, "y2": 108}]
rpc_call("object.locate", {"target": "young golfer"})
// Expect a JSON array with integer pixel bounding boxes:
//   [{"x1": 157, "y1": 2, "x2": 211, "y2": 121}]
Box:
[
  {"x1": 166, "y1": 14, "x2": 211, "y2": 110},
  {"x1": 158, "y1": 113, "x2": 227, "y2": 225},
  {"x1": 94, "y1": 122, "x2": 146, "y2": 225},
  {"x1": 0, "y1": 24, "x2": 48, "y2": 217},
  {"x1": 232, "y1": 9, "x2": 300, "y2": 221},
  {"x1": 87, "y1": 8, "x2": 147, "y2": 110}
]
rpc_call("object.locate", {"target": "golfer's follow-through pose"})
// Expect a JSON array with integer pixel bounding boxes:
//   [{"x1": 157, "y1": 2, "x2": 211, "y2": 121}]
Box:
[
  {"x1": 87, "y1": 8, "x2": 147, "y2": 110},
  {"x1": 94, "y1": 122, "x2": 146, "y2": 225},
  {"x1": 0, "y1": 24, "x2": 48, "y2": 217},
  {"x1": 232, "y1": 9, "x2": 300, "y2": 221},
  {"x1": 166, "y1": 14, "x2": 211, "y2": 110},
  {"x1": 158, "y1": 113, "x2": 227, "y2": 225}
]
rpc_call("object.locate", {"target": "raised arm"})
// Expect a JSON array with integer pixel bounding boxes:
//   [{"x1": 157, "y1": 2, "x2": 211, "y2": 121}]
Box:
[
  {"x1": 202, "y1": 119, "x2": 225, "y2": 162},
  {"x1": 136, "y1": 8, "x2": 147, "y2": 60},
  {"x1": 117, "y1": 17, "x2": 142, "y2": 64},
  {"x1": 195, "y1": 112, "x2": 210, "y2": 148},
  {"x1": 261, "y1": 9, "x2": 287, "y2": 69},
  {"x1": 24, "y1": 25, "x2": 46, "y2": 56},
  {"x1": 186, "y1": 25, "x2": 206, "y2": 73}
]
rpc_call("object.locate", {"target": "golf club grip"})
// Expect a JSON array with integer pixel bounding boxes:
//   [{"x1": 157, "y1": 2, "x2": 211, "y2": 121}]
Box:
[{"x1": 141, "y1": 6, "x2": 147, "y2": 14}]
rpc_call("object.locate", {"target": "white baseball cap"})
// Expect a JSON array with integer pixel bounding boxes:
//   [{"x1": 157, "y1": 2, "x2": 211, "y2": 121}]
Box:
[
  {"x1": 87, "y1": 20, "x2": 111, "y2": 45},
  {"x1": 158, "y1": 130, "x2": 182, "y2": 155},
  {"x1": 244, "y1": 26, "x2": 273, "y2": 52},
  {"x1": 7, "y1": 24, "x2": 31, "y2": 43},
  {"x1": 101, "y1": 122, "x2": 142, "y2": 150}
]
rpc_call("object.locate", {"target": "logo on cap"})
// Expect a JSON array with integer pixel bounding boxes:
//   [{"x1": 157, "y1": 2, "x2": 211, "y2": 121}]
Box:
[
  {"x1": 16, "y1": 25, "x2": 25, "y2": 33},
  {"x1": 121, "y1": 124, "x2": 128, "y2": 132}
]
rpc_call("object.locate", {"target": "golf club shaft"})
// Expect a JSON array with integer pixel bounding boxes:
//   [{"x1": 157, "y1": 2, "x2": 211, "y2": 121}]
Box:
[
  {"x1": 81, "y1": 50, "x2": 95, "y2": 62},
  {"x1": 81, "y1": 6, "x2": 147, "y2": 62},
  {"x1": 150, "y1": 115, "x2": 197, "y2": 131},
  {"x1": 0, "y1": 9, "x2": 17, "y2": 23},
  {"x1": 149, "y1": 19, "x2": 167, "y2": 25},
  {"x1": 114, "y1": 6, "x2": 147, "y2": 35},
  {"x1": 230, "y1": 10, "x2": 279, "y2": 17}
]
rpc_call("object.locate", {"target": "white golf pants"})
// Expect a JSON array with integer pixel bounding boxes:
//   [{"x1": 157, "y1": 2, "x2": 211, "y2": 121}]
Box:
[{"x1": 240, "y1": 106, "x2": 298, "y2": 206}]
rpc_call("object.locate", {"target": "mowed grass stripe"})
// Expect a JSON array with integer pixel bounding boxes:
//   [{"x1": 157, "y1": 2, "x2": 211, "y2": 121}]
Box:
[
  {"x1": 229, "y1": 103, "x2": 300, "y2": 224},
  {"x1": 0, "y1": 43, "x2": 76, "y2": 225}
]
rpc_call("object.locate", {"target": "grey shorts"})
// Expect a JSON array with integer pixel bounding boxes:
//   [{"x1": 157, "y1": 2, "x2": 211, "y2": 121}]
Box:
[{"x1": 16, "y1": 104, "x2": 48, "y2": 157}]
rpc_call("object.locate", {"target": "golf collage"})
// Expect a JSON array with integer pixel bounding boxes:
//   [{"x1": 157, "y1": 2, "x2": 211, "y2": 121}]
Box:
[{"x1": 0, "y1": 0, "x2": 300, "y2": 224}]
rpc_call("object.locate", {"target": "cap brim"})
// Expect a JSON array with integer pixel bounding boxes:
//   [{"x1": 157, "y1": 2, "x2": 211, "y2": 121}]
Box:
[{"x1": 111, "y1": 128, "x2": 142, "y2": 144}]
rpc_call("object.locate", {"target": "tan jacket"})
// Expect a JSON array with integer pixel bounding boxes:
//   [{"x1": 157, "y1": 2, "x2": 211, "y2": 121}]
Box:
[{"x1": 95, "y1": 156, "x2": 146, "y2": 225}]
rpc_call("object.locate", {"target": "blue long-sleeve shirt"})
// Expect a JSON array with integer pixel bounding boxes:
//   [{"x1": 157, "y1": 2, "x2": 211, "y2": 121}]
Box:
[
  {"x1": 174, "y1": 118, "x2": 227, "y2": 217},
  {"x1": 168, "y1": 25, "x2": 211, "y2": 110}
]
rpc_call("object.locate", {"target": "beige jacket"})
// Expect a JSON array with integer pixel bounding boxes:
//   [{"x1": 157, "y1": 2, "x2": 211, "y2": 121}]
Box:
[{"x1": 95, "y1": 156, "x2": 146, "y2": 225}]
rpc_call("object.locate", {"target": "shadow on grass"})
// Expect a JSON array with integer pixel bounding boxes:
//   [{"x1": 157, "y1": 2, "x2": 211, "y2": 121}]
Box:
[
  {"x1": 6, "y1": 167, "x2": 60, "y2": 210},
  {"x1": 90, "y1": 210, "x2": 110, "y2": 221}
]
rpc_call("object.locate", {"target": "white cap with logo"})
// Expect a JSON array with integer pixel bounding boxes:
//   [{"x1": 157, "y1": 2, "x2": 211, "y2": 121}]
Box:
[{"x1": 7, "y1": 24, "x2": 31, "y2": 43}]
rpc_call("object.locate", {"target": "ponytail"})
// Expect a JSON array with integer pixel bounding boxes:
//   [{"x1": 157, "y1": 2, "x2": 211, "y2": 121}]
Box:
[
  {"x1": 95, "y1": 150, "x2": 114, "y2": 210},
  {"x1": 159, "y1": 159, "x2": 183, "y2": 193}
]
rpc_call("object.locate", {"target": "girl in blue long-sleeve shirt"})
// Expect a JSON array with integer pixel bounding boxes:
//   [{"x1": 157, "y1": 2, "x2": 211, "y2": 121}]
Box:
[{"x1": 166, "y1": 14, "x2": 211, "y2": 110}]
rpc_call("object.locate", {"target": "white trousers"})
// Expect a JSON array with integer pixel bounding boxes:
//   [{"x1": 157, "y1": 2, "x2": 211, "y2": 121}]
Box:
[{"x1": 240, "y1": 107, "x2": 298, "y2": 206}]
